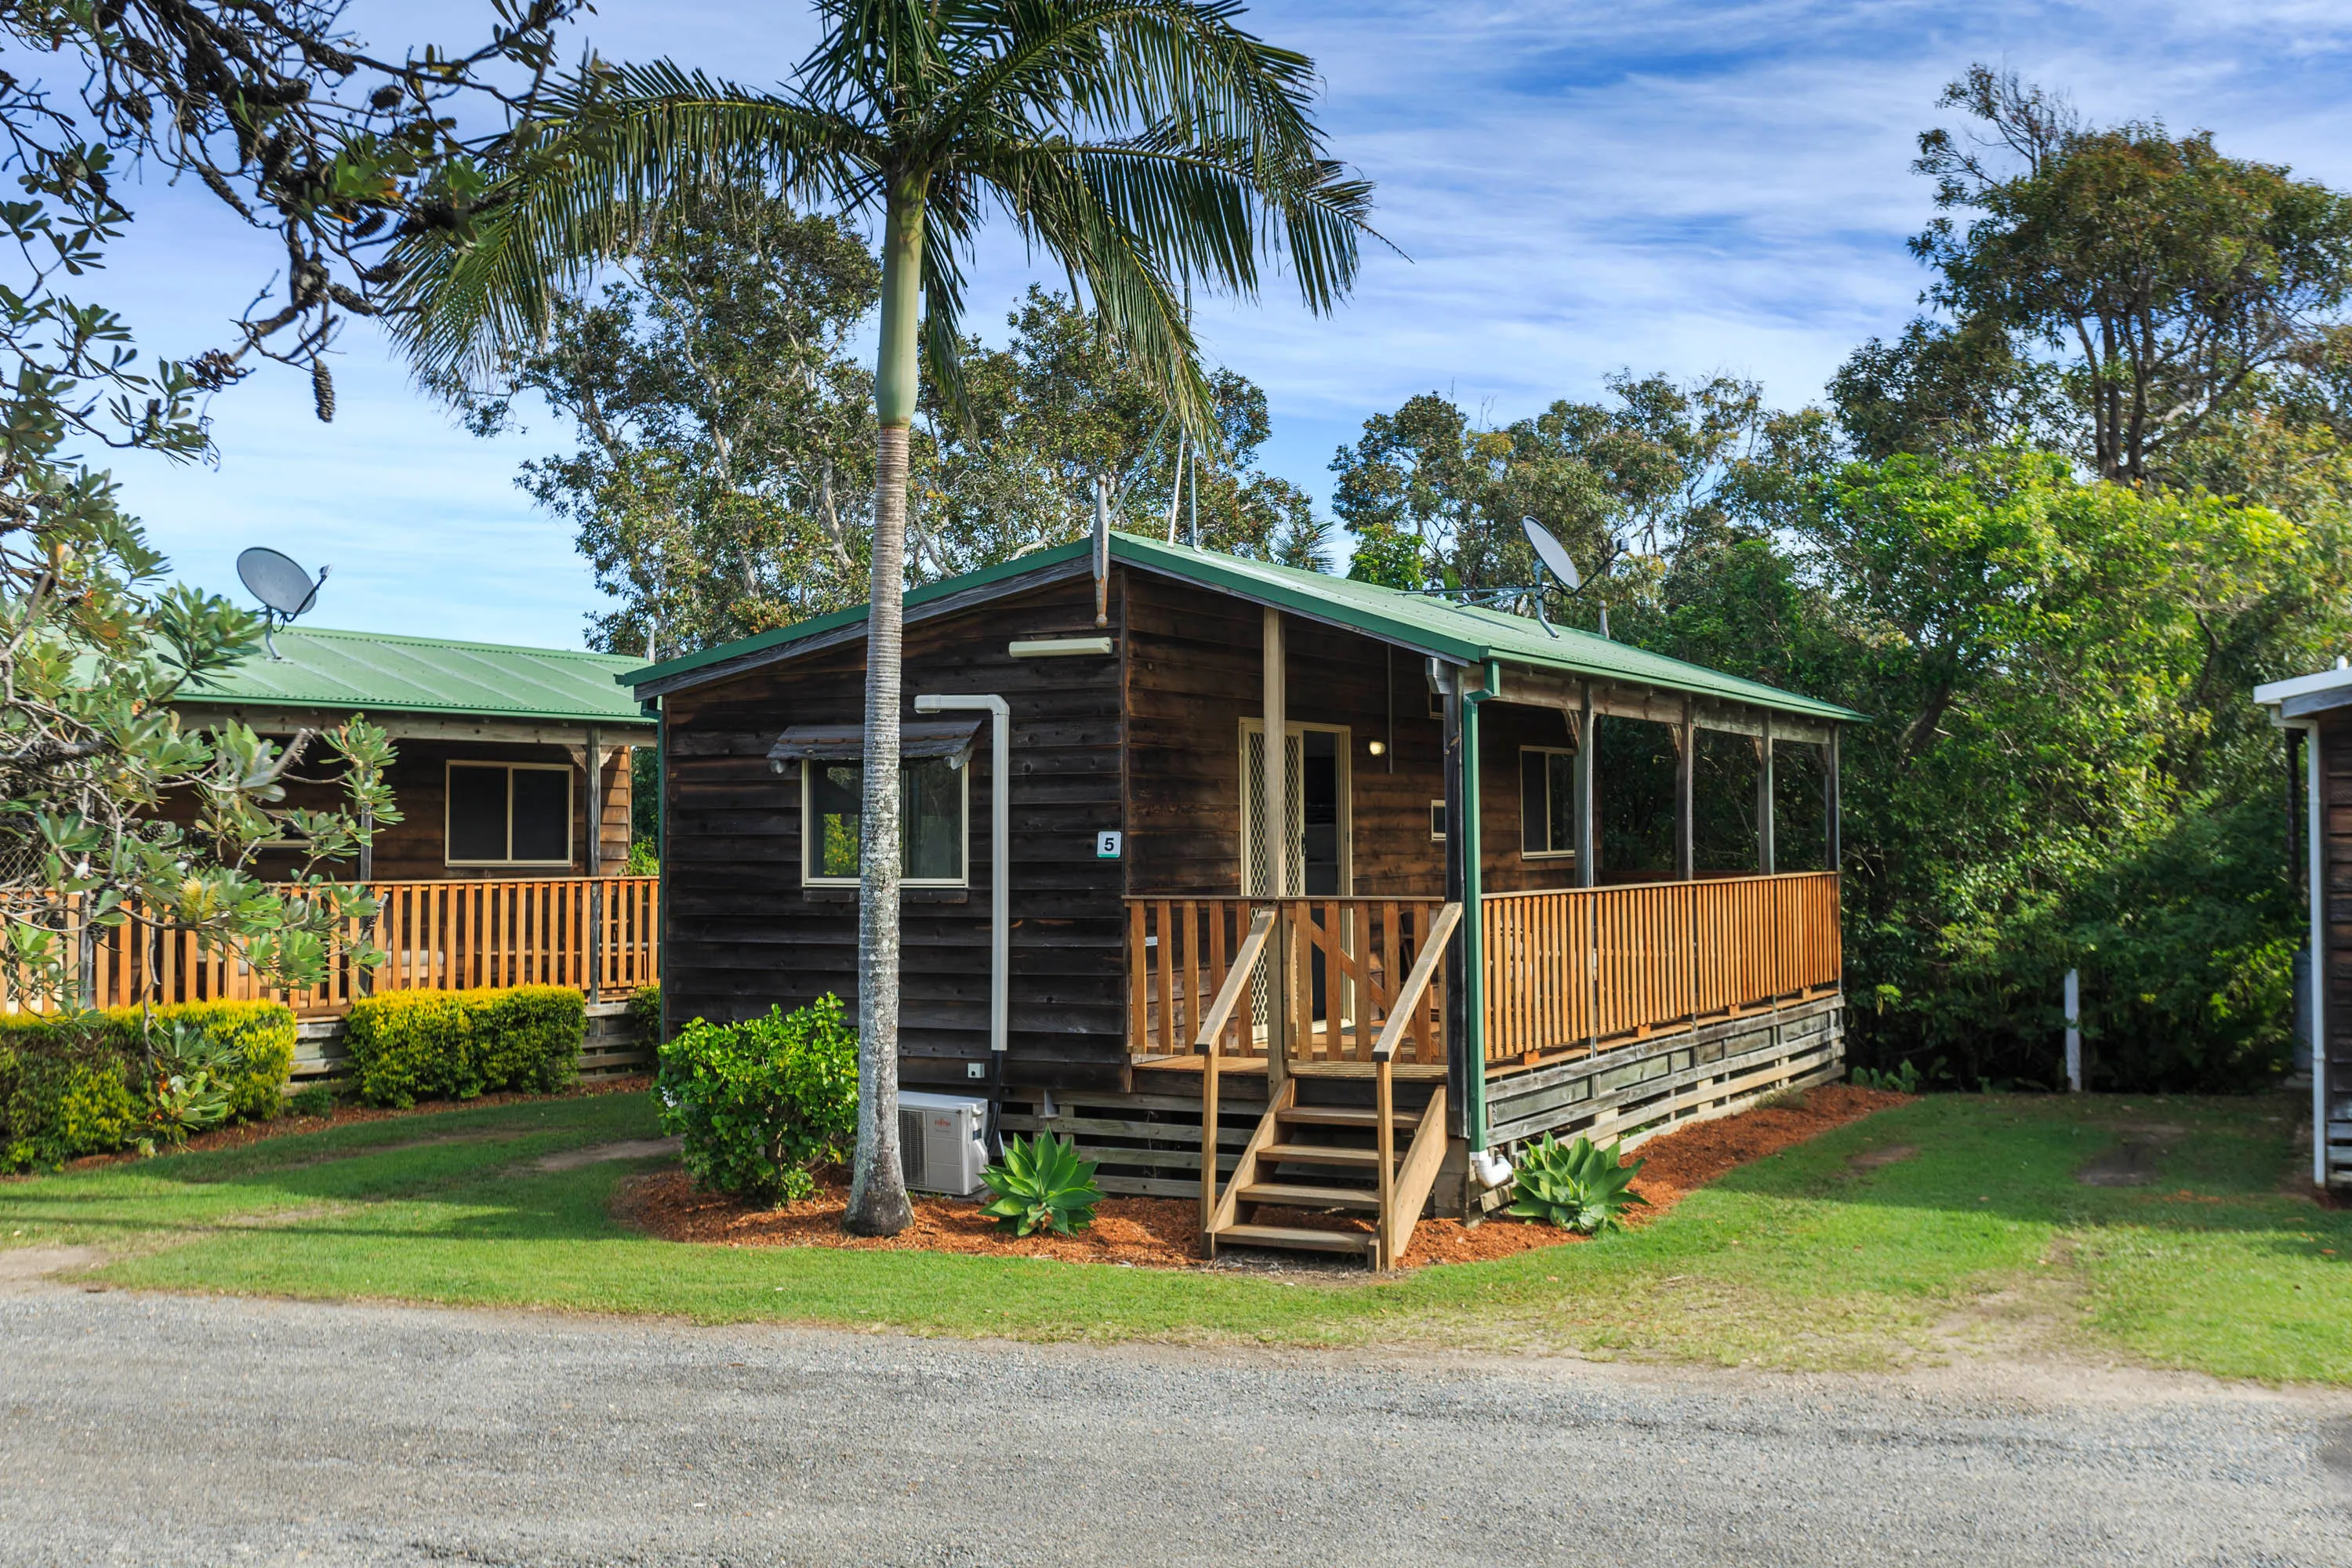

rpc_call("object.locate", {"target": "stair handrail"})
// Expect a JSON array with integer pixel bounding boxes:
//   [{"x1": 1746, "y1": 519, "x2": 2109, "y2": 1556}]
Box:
[
  {"x1": 1371, "y1": 900, "x2": 1460, "y2": 1268},
  {"x1": 1197, "y1": 906, "x2": 1278, "y2": 1232},
  {"x1": 1371, "y1": 901, "x2": 1461, "y2": 1064}
]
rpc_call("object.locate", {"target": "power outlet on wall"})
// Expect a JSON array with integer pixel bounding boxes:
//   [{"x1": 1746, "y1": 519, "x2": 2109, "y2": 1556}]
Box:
[{"x1": 967, "y1": 1060, "x2": 987, "y2": 1080}]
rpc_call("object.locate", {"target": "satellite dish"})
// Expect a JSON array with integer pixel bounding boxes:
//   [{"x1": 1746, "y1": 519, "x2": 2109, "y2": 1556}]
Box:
[
  {"x1": 1522, "y1": 517, "x2": 1581, "y2": 593},
  {"x1": 236, "y1": 546, "x2": 329, "y2": 659}
]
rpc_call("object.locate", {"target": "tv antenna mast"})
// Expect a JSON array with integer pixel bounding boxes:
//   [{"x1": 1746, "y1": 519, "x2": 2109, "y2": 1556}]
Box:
[
  {"x1": 236, "y1": 546, "x2": 329, "y2": 659},
  {"x1": 1413, "y1": 517, "x2": 1602, "y2": 638}
]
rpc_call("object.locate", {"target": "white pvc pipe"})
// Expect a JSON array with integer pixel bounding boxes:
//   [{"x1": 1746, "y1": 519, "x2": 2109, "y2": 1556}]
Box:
[{"x1": 915, "y1": 693, "x2": 1011, "y2": 1054}]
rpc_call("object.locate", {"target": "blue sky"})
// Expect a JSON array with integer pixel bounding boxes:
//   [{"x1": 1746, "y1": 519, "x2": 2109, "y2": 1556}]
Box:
[{"x1": 77, "y1": 0, "x2": 2352, "y2": 649}]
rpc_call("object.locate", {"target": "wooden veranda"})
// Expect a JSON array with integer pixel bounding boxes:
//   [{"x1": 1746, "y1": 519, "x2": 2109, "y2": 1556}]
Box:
[{"x1": 5, "y1": 875, "x2": 659, "y2": 1017}]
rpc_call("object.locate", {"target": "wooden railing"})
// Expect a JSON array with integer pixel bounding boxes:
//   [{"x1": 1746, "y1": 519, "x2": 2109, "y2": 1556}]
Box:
[
  {"x1": 1481, "y1": 871, "x2": 1840, "y2": 1065},
  {"x1": 3, "y1": 876, "x2": 659, "y2": 1016},
  {"x1": 1196, "y1": 908, "x2": 1274, "y2": 1231},
  {"x1": 1373, "y1": 903, "x2": 1460, "y2": 1268},
  {"x1": 1126, "y1": 896, "x2": 1450, "y2": 1067}
]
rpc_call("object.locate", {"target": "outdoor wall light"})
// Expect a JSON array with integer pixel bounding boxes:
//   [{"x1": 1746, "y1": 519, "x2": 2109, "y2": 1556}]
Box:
[{"x1": 1367, "y1": 739, "x2": 1387, "y2": 757}]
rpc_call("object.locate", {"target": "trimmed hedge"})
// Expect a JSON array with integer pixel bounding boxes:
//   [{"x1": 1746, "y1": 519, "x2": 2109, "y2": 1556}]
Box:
[
  {"x1": 343, "y1": 985, "x2": 586, "y2": 1108},
  {"x1": 0, "y1": 1000, "x2": 297, "y2": 1171}
]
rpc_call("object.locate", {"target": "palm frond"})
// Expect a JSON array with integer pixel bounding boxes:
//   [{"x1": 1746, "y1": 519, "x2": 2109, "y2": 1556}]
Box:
[
  {"x1": 397, "y1": 2, "x2": 1375, "y2": 441},
  {"x1": 393, "y1": 64, "x2": 880, "y2": 389},
  {"x1": 975, "y1": 139, "x2": 1214, "y2": 431}
]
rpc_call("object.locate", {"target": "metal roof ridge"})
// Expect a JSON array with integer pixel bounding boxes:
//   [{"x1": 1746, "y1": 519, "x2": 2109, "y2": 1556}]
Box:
[
  {"x1": 618, "y1": 532, "x2": 1862, "y2": 723},
  {"x1": 616, "y1": 539, "x2": 1094, "y2": 687},
  {"x1": 1105, "y1": 534, "x2": 1865, "y2": 722},
  {"x1": 263, "y1": 626, "x2": 640, "y2": 664}
]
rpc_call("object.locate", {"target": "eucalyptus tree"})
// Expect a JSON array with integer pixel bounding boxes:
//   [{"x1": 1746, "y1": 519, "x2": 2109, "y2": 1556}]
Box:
[
  {"x1": 451, "y1": 195, "x2": 884, "y2": 659},
  {"x1": 396, "y1": 1, "x2": 1373, "y2": 1233},
  {"x1": 1897, "y1": 65, "x2": 2352, "y2": 485}
]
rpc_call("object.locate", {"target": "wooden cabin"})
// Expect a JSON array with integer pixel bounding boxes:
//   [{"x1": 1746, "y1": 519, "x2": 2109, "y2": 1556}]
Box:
[
  {"x1": 632, "y1": 534, "x2": 1861, "y2": 1262},
  {"x1": 109, "y1": 626, "x2": 661, "y2": 1011},
  {"x1": 2254, "y1": 666, "x2": 2352, "y2": 1192}
]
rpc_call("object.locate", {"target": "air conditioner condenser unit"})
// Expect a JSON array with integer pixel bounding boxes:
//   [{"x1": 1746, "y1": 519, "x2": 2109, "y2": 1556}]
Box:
[{"x1": 897, "y1": 1091, "x2": 990, "y2": 1197}]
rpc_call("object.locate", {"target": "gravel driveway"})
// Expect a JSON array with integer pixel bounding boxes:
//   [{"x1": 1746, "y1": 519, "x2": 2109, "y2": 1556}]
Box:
[{"x1": 2, "y1": 1276, "x2": 2347, "y2": 1567}]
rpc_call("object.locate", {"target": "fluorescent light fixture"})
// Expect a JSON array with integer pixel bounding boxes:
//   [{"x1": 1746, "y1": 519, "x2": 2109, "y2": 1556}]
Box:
[{"x1": 1008, "y1": 637, "x2": 1114, "y2": 658}]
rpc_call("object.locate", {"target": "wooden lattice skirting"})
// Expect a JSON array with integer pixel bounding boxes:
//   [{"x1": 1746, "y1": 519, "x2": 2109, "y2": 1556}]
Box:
[{"x1": 1011, "y1": 993, "x2": 1845, "y2": 1209}]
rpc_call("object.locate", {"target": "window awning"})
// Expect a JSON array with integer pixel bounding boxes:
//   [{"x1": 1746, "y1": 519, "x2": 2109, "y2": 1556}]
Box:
[{"x1": 768, "y1": 717, "x2": 984, "y2": 773}]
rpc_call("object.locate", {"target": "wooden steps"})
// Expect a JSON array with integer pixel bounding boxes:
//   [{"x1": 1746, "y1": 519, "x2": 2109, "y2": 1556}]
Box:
[
  {"x1": 1236, "y1": 1180, "x2": 1383, "y2": 1210},
  {"x1": 1280, "y1": 1105, "x2": 1421, "y2": 1131},
  {"x1": 1216, "y1": 1223, "x2": 1374, "y2": 1256},
  {"x1": 1195, "y1": 900, "x2": 1462, "y2": 1268},
  {"x1": 1205, "y1": 1080, "x2": 1452, "y2": 1269},
  {"x1": 1259, "y1": 1142, "x2": 1382, "y2": 1167}
]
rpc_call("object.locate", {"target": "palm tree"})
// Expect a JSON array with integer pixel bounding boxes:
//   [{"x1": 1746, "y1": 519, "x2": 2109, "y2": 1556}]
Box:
[{"x1": 397, "y1": 0, "x2": 1373, "y2": 1234}]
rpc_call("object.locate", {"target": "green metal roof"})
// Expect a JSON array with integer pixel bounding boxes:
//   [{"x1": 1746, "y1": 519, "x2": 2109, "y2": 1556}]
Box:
[
  {"x1": 183, "y1": 626, "x2": 655, "y2": 727},
  {"x1": 622, "y1": 534, "x2": 1864, "y2": 724}
]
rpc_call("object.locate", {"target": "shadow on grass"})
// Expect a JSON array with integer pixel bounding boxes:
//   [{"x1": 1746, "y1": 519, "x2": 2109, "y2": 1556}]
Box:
[
  {"x1": 0, "y1": 1091, "x2": 670, "y2": 1248},
  {"x1": 1702, "y1": 1091, "x2": 2349, "y2": 1260}
]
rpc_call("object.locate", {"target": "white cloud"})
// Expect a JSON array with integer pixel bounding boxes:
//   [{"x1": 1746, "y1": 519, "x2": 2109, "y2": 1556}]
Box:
[{"x1": 46, "y1": 0, "x2": 2352, "y2": 643}]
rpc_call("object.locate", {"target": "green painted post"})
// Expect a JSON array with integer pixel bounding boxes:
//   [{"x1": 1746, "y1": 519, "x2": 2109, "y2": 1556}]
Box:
[{"x1": 655, "y1": 695, "x2": 669, "y2": 1048}]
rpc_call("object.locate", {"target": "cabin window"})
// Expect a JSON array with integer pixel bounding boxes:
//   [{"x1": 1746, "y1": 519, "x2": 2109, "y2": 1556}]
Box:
[
  {"x1": 1520, "y1": 747, "x2": 1577, "y2": 858},
  {"x1": 804, "y1": 757, "x2": 968, "y2": 886},
  {"x1": 1428, "y1": 800, "x2": 1447, "y2": 840},
  {"x1": 446, "y1": 762, "x2": 573, "y2": 866}
]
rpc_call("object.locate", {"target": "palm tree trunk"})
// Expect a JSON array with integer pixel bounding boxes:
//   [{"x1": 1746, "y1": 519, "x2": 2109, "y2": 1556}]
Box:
[{"x1": 844, "y1": 173, "x2": 927, "y2": 1236}]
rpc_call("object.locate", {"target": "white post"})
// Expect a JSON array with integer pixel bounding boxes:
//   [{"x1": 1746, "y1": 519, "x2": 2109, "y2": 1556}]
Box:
[
  {"x1": 1262, "y1": 607, "x2": 1289, "y2": 1080},
  {"x1": 2063, "y1": 967, "x2": 2082, "y2": 1093},
  {"x1": 1166, "y1": 433, "x2": 1187, "y2": 543}
]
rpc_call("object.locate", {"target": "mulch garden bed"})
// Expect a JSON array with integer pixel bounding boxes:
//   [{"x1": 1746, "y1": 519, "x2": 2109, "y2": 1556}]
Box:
[{"x1": 615, "y1": 1083, "x2": 1914, "y2": 1272}]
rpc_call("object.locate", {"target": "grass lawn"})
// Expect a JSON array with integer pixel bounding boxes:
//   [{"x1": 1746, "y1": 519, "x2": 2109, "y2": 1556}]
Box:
[{"x1": 2, "y1": 1087, "x2": 2346, "y2": 1381}]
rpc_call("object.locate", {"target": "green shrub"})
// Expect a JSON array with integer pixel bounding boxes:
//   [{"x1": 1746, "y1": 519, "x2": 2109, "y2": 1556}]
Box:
[
  {"x1": 0, "y1": 1000, "x2": 296, "y2": 1171},
  {"x1": 287, "y1": 1082, "x2": 336, "y2": 1118},
  {"x1": 343, "y1": 986, "x2": 586, "y2": 1108},
  {"x1": 1852, "y1": 1059, "x2": 1925, "y2": 1094},
  {"x1": 0, "y1": 1027, "x2": 141, "y2": 1171},
  {"x1": 626, "y1": 983, "x2": 662, "y2": 1050},
  {"x1": 146, "y1": 1001, "x2": 296, "y2": 1123},
  {"x1": 1506, "y1": 1134, "x2": 1649, "y2": 1235},
  {"x1": 980, "y1": 1134, "x2": 1102, "y2": 1237},
  {"x1": 655, "y1": 996, "x2": 858, "y2": 1204},
  {"x1": 345, "y1": 991, "x2": 470, "y2": 1107},
  {"x1": 470, "y1": 987, "x2": 585, "y2": 1095},
  {"x1": 147, "y1": 1018, "x2": 245, "y2": 1148}
]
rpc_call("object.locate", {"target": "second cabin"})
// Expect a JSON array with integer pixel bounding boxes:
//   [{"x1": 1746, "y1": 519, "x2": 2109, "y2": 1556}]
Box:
[{"x1": 630, "y1": 533, "x2": 1862, "y2": 1265}]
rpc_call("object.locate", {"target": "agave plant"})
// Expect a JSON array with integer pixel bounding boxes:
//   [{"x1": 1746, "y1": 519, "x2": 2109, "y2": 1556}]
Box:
[
  {"x1": 1506, "y1": 1134, "x2": 1648, "y2": 1236},
  {"x1": 980, "y1": 1134, "x2": 1103, "y2": 1238}
]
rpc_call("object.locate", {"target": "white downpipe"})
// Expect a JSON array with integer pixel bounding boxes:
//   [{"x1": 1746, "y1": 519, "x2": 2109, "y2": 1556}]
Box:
[{"x1": 915, "y1": 693, "x2": 1011, "y2": 1056}]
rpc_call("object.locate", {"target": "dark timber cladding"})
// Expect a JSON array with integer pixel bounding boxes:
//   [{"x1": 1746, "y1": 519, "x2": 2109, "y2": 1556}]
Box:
[
  {"x1": 1123, "y1": 570, "x2": 1450, "y2": 898},
  {"x1": 2321, "y1": 709, "x2": 2352, "y2": 1109},
  {"x1": 659, "y1": 572, "x2": 1129, "y2": 1091}
]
